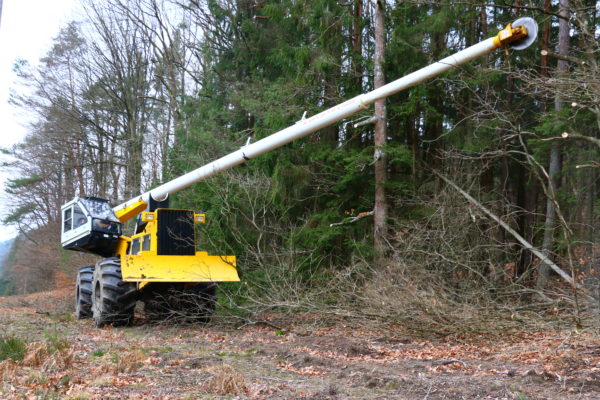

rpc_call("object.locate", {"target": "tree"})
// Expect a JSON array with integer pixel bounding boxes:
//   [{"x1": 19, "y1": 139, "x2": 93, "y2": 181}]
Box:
[
  {"x1": 7, "y1": 24, "x2": 91, "y2": 228},
  {"x1": 537, "y1": 0, "x2": 570, "y2": 289},
  {"x1": 3, "y1": 0, "x2": 598, "y2": 325},
  {"x1": 373, "y1": 0, "x2": 387, "y2": 263}
]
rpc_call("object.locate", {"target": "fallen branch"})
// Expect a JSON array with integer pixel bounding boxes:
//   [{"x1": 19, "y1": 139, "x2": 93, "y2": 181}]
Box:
[{"x1": 432, "y1": 169, "x2": 574, "y2": 285}]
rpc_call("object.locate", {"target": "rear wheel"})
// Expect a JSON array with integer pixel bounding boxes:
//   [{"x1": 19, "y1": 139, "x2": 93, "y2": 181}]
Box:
[
  {"x1": 92, "y1": 257, "x2": 137, "y2": 327},
  {"x1": 75, "y1": 265, "x2": 94, "y2": 319}
]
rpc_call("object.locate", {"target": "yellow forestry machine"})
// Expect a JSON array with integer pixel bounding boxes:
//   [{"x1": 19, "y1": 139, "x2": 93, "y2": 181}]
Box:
[{"x1": 61, "y1": 18, "x2": 538, "y2": 327}]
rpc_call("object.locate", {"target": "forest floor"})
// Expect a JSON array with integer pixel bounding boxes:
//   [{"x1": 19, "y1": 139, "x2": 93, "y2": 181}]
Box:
[{"x1": 1, "y1": 288, "x2": 600, "y2": 400}]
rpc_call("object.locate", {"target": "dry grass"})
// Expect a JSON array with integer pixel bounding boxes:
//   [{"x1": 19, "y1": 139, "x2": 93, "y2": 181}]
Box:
[
  {"x1": 201, "y1": 364, "x2": 249, "y2": 396},
  {"x1": 23, "y1": 341, "x2": 74, "y2": 370},
  {"x1": 0, "y1": 360, "x2": 18, "y2": 380},
  {"x1": 22, "y1": 342, "x2": 49, "y2": 367},
  {"x1": 99, "y1": 350, "x2": 146, "y2": 374}
]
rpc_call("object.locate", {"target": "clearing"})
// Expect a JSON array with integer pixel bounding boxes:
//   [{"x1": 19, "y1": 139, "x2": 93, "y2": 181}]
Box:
[{"x1": 1, "y1": 288, "x2": 599, "y2": 399}]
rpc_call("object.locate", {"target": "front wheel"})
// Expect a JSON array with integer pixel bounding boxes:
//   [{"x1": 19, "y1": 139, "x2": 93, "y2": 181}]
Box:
[{"x1": 92, "y1": 257, "x2": 137, "y2": 327}]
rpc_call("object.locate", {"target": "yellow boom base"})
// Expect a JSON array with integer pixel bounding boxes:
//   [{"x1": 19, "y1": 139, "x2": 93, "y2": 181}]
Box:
[{"x1": 121, "y1": 252, "x2": 238, "y2": 283}]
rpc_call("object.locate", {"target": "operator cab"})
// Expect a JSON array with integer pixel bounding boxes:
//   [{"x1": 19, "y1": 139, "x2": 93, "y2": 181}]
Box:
[{"x1": 61, "y1": 197, "x2": 122, "y2": 257}]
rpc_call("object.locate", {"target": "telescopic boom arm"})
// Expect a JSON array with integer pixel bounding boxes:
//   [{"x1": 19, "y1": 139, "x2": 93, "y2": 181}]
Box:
[{"x1": 113, "y1": 18, "x2": 538, "y2": 222}]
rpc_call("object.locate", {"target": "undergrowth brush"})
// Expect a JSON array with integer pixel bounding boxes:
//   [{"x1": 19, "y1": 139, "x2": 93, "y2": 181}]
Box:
[{"x1": 215, "y1": 190, "x2": 591, "y2": 335}]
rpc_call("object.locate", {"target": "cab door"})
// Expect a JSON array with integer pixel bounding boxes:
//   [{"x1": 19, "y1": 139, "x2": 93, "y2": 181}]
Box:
[{"x1": 61, "y1": 201, "x2": 91, "y2": 246}]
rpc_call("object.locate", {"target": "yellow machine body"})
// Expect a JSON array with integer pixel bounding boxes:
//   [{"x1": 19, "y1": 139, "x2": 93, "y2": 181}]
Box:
[
  {"x1": 114, "y1": 208, "x2": 239, "y2": 285},
  {"x1": 120, "y1": 253, "x2": 238, "y2": 283},
  {"x1": 114, "y1": 199, "x2": 148, "y2": 223}
]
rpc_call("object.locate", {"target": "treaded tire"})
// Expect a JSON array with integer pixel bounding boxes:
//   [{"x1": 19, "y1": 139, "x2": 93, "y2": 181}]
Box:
[
  {"x1": 142, "y1": 283, "x2": 180, "y2": 322},
  {"x1": 75, "y1": 265, "x2": 94, "y2": 319},
  {"x1": 92, "y1": 257, "x2": 137, "y2": 327},
  {"x1": 142, "y1": 282, "x2": 217, "y2": 323},
  {"x1": 183, "y1": 283, "x2": 217, "y2": 323}
]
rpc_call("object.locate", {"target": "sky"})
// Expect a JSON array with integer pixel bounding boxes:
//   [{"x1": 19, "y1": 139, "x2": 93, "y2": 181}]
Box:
[{"x1": 0, "y1": 0, "x2": 79, "y2": 241}]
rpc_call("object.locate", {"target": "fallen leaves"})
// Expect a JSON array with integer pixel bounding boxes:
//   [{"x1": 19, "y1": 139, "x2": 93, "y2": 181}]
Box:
[
  {"x1": 2, "y1": 289, "x2": 600, "y2": 399},
  {"x1": 143, "y1": 355, "x2": 162, "y2": 366},
  {"x1": 276, "y1": 361, "x2": 328, "y2": 376}
]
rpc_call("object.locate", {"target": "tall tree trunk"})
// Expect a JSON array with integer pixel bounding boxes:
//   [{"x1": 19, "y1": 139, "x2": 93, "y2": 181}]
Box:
[
  {"x1": 373, "y1": 0, "x2": 387, "y2": 263},
  {"x1": 75, "y1": 139, "x2": 85, "y2": 196},
  {"x1": 540, "y1": 0, "x2": 551, "y2": 79},
  {"x1": 353, "y1": 0, "x2": 362, "y2": 55},
  {"x1": 537, "y1": 0, "x2": 569, "y2": 289}
]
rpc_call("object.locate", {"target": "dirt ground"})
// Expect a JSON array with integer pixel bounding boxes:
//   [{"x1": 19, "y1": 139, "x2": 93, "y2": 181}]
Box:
[{"x1": 1, "y1": 288, "x2": 600, "y2": 400}]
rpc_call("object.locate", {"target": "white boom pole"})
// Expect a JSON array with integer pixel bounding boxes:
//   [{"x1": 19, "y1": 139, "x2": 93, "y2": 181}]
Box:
[{"x1": 114, "y1": 18, "x2": 537, "y2": 214}]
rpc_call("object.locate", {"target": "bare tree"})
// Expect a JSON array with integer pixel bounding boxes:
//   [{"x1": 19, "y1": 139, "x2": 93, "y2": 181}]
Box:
[
  {"x1": 106, "y1": 0, "x2": 202, "y2": 178},
  {"x1": 81, "y1": 0, "x2": 170, "y2": 200}
]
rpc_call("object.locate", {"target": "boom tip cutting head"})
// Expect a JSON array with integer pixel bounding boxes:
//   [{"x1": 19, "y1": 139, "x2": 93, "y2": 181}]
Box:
[{"x1": 509, "y1": 17, "x2": 538, "y2": 50}]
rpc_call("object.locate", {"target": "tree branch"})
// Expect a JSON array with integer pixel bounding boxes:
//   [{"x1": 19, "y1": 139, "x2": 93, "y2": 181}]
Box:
[
  {"x1": 431, "y1": 169, "x2": 575, "y2": 286},
  {"x1": 329, "y1": 210, "x2": 374, "y2": 227},
  {"x1": 540, "y1": 50, "x2": 586, "y2": 66},
  {"x1": 518, "y1": 131, "x2": 600, "y2": 151}
]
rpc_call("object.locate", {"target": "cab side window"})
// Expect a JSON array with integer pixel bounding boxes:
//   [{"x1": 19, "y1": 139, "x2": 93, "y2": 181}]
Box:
[
  {"x1": 73, "y1": 205, "x2": 87, "y2": 228},
  {"x1": 63, "y1": 208, "x2": 72, "y2": 233}
]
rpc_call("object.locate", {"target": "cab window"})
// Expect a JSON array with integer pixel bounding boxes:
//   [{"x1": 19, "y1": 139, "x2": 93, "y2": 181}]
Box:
[{"x1": 63, "y1": 208, "x2": 72, "y2": 233}]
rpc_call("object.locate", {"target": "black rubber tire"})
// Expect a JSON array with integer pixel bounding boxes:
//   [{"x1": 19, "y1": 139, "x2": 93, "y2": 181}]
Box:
[
  {"x1": 92, "y1": 257, "x2": 137, "y2": 327},
  {"x1": 75, "y1": 265, "x2": 94, "y2": 319},
  {"x1": 182, "y1": 283, "x2": 217, "y2": 323},
  {"x1": 142, "y1": 283, "x2": 180, "y2": 321},
  {"x1": 142, "y1": 282, "x2": 217, "y2": 323}
]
